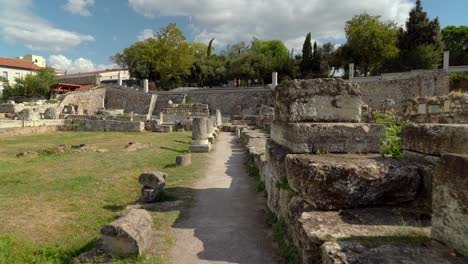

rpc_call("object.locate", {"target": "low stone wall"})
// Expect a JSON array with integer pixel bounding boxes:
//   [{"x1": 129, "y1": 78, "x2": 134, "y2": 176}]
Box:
[
  {"x1": 400, "y1": 92, "x2": 468, "y2": 123},
  {"x1": 163, "y1": 103, "x2": 209, "y2": 116},
  {"x1": 356, "y1": 70, "x2": 450, "y2": 110},
  {"x1": 155, "y1": 88, "x2": 273, "y2": 116},
  {"x1": 65, "y1": 120, "x2": 144, "y2": 132},
  {"x1": 0, "y1": 125, "x2": 62, "y2": 137},
  {"x1": 0, "y1": 120, "x2": 65, "y2": 129}
]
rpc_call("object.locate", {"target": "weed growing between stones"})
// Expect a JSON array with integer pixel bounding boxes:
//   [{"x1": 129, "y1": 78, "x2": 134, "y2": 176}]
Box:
[
  {"x1": 268, "y1": 211, "x2": 300, "y2": 264},
  {"x1": 244, "y1": 159, "x2": 265, "y2": 192},
  {"x1": 275, "y1": 177, "x2": 290, "y2": 190},
  {"x1": 374, "y1": 112, "x2": 410, "y2": 159}
]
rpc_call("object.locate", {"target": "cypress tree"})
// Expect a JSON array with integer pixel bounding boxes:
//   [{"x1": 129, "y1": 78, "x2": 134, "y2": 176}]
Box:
[{"x1": 301, "y1": 33, "x2": 313, "y2": 75}]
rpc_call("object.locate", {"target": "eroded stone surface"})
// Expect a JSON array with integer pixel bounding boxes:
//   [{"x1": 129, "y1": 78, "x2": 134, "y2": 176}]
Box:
[
  {"x1": 138, "y1": 171, "x2": 167, "y2": 189},
  {"x1": 432, "y1": 153, "x2": 468, "y2": 256},
  {"x1": 17, "y1": 108, "x2": 40, "y2": 121},
  {"x1": 288, "y1": 197, "x2": 431, "y2": 264},
  {"x1": 124, "y1": 142, "x2": 151, "y2": 152},
  {"x1": 44, "y1": 107, "x2": 57, "y2": 119},
  {"x1": 176, "y1": 154, "x2": 192, "y2": 166},
  {"x1": 285, "y1": 154, "x2": 420, "y2": 210},
  {"x1": 271, "y1": 121, "x2": 385, "y2": 154},
  {"x1": 99, "y1": 209, "x2": 153, "y2": 257},
  {"x1": 274, "y1": 79, "x2": 363, "y2": 123},
  {"x1": 401, "y1": 124, "x2": 468, "y2": 156},
  {"x1": 321, "y1": 241, "x2": 468, "y2": 264}
]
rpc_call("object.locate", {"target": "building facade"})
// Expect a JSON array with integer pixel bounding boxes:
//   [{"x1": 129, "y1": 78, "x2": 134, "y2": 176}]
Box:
[
  {"x1": 57, "y1": 69, "x2": 130, "y2": 86},
  {"x1": 0, "y1": 57, "x2": 41, "y2": 94}
]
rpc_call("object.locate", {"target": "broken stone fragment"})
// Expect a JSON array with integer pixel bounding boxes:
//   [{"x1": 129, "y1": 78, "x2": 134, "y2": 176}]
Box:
[
  {"x1": 141, "y1": 186, "x2": 160, "y2": 203},
  {"x1": 43, "y1": 107, "x2": 57, "y2": 119},
  {"x1": 138, "y1": 171, "x2": 167, "y2": 189},
  {"x1": 16, "y1": 151, "x2": 39, "y2": 158},
  {"x1": 176, "y1": 154, "x2": 192, "y2": 166},
  {"x1": 98, "y1": 209, "x2": 152, "y2": 257},
  {"x1": 285, "y1": 154, "x2": 420, "y2": 210}
]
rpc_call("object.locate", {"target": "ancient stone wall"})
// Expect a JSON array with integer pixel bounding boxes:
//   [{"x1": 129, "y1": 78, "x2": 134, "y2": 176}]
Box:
[
  {"x1": 163, "y1": 103, "x2": 209, "y2": 116},
  {"x1": 65, "y1": 120, "x2": 144, "y2": 132},
  {"x1": 155, "y1": 88, "x2": 273, "y2": 116},
  {"x1": 356, "y1": 70, "x2": 450, "y2": 110},
  {"x1": 400, "y1": 92, "x2": 468, "y2": 123},
  {"x1": 57, "y1": 88, "x2": 106, "y2": 115},
  {"x1": 105, "y1": 87, "x2": 156, "y2": 116}
]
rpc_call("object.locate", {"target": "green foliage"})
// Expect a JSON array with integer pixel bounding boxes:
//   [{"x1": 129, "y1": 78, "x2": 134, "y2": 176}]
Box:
[
  {"x1": 374, "y1": 112, "x2": 409, "y2": 159},
  {"x1": 268, "y1": 212, "x2": 300, "y2": 264},
  {"x1": 397, "y1": 0, "x2": 443, "y2": 70},
  {"x1": 245, "y1": 159, "x2": 265, "y2": 192},
  {"x1": 301, "y1": 33, "x2": 313, "y2": 75},
  {"x1": 275, "y1": 177, "x2": 290, "y2": 190},
  {"x1": 112, "y1": 23, "x2": 194, "y2": 86},
  {"x1": 442, "y1": 25, "x2": 468, "y2": 66},
  {"x1": 345, "y1": 13, "x2": 399, "y2": 75},
  {"x1": 207, "y1": 38, "x2": 215, "y2": 57},
  {"x1": 2, "y1": 67, "x2": 57, "y2": 100}
]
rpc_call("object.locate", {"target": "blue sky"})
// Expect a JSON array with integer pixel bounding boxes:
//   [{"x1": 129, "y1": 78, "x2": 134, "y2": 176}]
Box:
[{"x1": 0, "y1": 0, "x2": 466, "y2": 73}]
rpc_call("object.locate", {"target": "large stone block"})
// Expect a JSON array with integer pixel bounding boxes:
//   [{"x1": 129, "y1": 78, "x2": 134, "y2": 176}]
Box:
[
  {"x1": 285, "y1": 154, "x2": 420, "y2": 210},
  {"x1": 17, "y1": 108, "x2": 40, "y2": 121},
  {"x1": 432, "y1": 153, "x2": 468, "y2": 256},
  {"x1": 288, "y1": 197, "x2": 431, "y2": 264},
  {"x1": 99, "y1": 209, "x2": 152, "y2": 257},
  {"x1": 274, "y1": 79, "x2": 364, "y2": 123},
  {"x1": 321, "y1": 241, "x2": 468, "y2": 264},
  {"x1": 271, "y1": 121, "x2": 385, "y2": 154},
  {"x1": 402, "y1": 124, "x2": 468, "y2": 156},
  {"x1": 138, "y1": 171, "x2": 167, "y2": 189}
]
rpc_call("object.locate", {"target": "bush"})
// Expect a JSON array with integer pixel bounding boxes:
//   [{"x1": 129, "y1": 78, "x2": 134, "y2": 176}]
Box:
[{"x1": 374, "y1": 112, "x2": 409, "y2": 159}]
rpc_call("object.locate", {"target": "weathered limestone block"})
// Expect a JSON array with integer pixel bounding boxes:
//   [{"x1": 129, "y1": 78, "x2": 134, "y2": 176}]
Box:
[
  {"x1": 138, "y1": 171, "x2": 167, "y2": 190},
  {"x1": 288, "y1": 197, "x2": 431, "y2": 264},
  {"x1": 264, "y1": 140, "x2": 296, "y2": 219},
  {"x1": 285, "y1": 154, "x2": 420, "y2": 210},
  {"x1": 274, "y1": 79, "x2": 364, "y2": 123},
  {"x1": 176, "y1": 154, "x2": 192, "y2": 166},
  {"x1": 99, "y1": 209, "x2": 152, "y2": 257},
  {"x1": 271, "y1": 121, "x2": 385, "y2": 154},
  {"x1": 190, "y1": 117, "x2": 211, "y2": 153},
  {"x1": 432, "y1": 153, "x2": 468, "y2": 256},
  {"x1": 403, "y1": 150, "x2": 440, "y2": 211},
  {"x1": 320, "y1": 241, "x2": 468, "y2": 264},
  {"x1": 215, "y1": 109, "x2": 222, "y2": 127},
  {"x1": 152, "y1": 125, "x2": 173, "y2": 133},
  {"x1": 141, "y1": 187, "x2": 159, "y2": 203},
  {"x1": 402, "y1": 124, "x2": 468, "y2": 156},
  {"x1": 44, "y1": 107, "x2": 57, "y2": 119},
  {"x1": 17, "y1": 108, "x2": 40, "y2": 121}
]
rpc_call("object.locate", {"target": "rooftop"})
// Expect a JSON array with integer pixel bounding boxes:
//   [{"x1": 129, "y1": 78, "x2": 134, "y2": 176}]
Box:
[
  {"x1": 59, "y1": 69, "x2": 128, "y2": 77},
  {"x1": 0, "y1": 57, "x2": 42, "y2": 71}
]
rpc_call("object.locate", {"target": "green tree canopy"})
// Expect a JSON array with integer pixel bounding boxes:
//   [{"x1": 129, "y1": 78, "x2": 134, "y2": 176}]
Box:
[
  {"x1": 112, "y1": 23, "x2": 194, "y2": 82},
  {"x1": 397, "y1": 0, "x2": 443, "y2": 70},
  {"x1": 301, "y1": 33, "x2": 313, "y2": 75},
  {"x1": 2, "y1": 67, "x2": 57, "y2": 100},
  {"x1": 442, "y1": 25, "x2": 468, "y2": 65},
  {"x1": 345, "y1": 13, "x2": 399, "y2": 75}
]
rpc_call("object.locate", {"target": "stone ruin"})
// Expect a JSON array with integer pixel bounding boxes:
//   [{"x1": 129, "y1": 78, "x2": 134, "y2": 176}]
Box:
[
  {"x1": 139, "y1": 171, "x2": 167, "y2": 203},
  {"x1": 237, "y1": 79, "x2": 468, "y2": 263}
]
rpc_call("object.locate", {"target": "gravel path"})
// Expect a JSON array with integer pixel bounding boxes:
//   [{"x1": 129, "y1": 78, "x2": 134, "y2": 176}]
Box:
[{"x1": 171, "y1": 132, "x2": 279, "y2": 264}]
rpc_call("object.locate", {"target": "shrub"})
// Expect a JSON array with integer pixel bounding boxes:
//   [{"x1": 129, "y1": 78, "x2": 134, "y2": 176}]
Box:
[{"x1": 374, "y1": 112, "x2": 409, "y2": 159}]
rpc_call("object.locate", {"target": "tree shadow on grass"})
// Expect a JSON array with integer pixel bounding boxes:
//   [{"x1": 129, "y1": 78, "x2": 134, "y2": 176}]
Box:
[{"x1": 160, "y1": 146, "x2": 190, "y2": 154}]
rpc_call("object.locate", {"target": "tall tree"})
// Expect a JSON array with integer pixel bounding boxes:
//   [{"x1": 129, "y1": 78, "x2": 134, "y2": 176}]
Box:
[
  {"x1": 345, "y1": 13, "x2": 399, "y2": 75},
  {"x1": 207, "y1": 38, "x2": 215, "y2": 57},
  {"x1": 112, "y1": 23, "x2": 194, "y2": 83},
  {"x1": 301, "y1": 33, "x2": 313, "y2": 76},
  {"x1": 397, "y1": 0, "x2": 443, "y2": 70},
  {"x1": 442, "y1": 26, "x2": 468, "y2": 65}
]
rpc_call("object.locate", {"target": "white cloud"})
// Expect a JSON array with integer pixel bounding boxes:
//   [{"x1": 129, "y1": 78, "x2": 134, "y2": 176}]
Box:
[
  {"x1": 64, "y1": 0, "x2": 95, "y2": 16},
  {"x1": 48, "y1": 54, "x2": 116, "y2": 74},
  {"x1": 128, "y1": 0, "x2": 413, "y2": 51},
  {"x1": 137, "y1": 29, "x2": 155, "y2": 41},
  {"x1": 0, "y1": 1, "x2": 95, "y2": 51}
]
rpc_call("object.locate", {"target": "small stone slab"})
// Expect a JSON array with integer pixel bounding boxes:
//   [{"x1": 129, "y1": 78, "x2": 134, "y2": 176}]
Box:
[
  {"x1": 138, "y1": 171, "x2": 167, "y2": 189},
  {"x1": 321, "y1": 241, "x2": 468, "y2": 264},
  {"x1": 402, "y1": 124, "x2": 468, "y2": 156},
  {"x1": 99, "y1": 209, "x2": 152, "y2": 257},
  {"x1": 285, "y1": 154, "x2": 420, "y2": 210},
  {"x1": 271, "y1": 121, "x2": 385, "y2": 154},
  {"x1": 152, "y1": 125, "x2": 173, "y2": 133},
  {"x1": 274, "y1": 79, "x2": 364, "y2": 123},
  {"x1": 432, "y1": 153, "x2": 468, "y2": 256},
  {"x1": 189, "y1": 144, "x2": 211, "y2": 153}
]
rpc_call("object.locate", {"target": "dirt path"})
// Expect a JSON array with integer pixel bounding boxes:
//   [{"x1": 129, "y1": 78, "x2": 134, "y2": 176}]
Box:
[{"x1": 170, "y1": 132, "x2": 279, "y2": 264}]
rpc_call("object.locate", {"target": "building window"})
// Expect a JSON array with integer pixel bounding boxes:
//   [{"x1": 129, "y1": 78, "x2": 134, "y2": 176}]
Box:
[{"x1": 2, "y1": 71, "x2": 7, "y2": 80}]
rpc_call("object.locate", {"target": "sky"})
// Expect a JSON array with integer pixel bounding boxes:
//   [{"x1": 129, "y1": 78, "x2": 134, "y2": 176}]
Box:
[{"x1": 0, "y1": 0, "x2": 466, "y2": 73}]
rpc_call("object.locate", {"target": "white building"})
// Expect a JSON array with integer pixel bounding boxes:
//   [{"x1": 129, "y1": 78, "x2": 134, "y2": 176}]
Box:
[
  {"x1": 17, "y1": 54, "x2": 46, "y2": 68},
  {"x1": 0, "y1": 57, "x2": 41, "y2": 94},
  {"x1": 57, "y1": 69, "x2": 130, "y2": 85}
]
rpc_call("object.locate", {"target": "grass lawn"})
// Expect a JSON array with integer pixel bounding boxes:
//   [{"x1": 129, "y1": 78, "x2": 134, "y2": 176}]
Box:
[{"x1": 0, "y1": 131, "x2": 209, "y2": 263}]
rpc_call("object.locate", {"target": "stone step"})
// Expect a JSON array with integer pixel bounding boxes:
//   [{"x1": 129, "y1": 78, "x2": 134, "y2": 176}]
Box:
[
  {"x1": 321, "y1": 240, "x2": 468, "y2": 264},
  {"x1": 271, "y1": 121, "x2": 385, "y2": 154},
  {"x1": 285, "y1": 153, "x2": 420, "y2": 210},
  {"x1": 288, "y1": 197, "x2": 432, "y2": 263}
]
